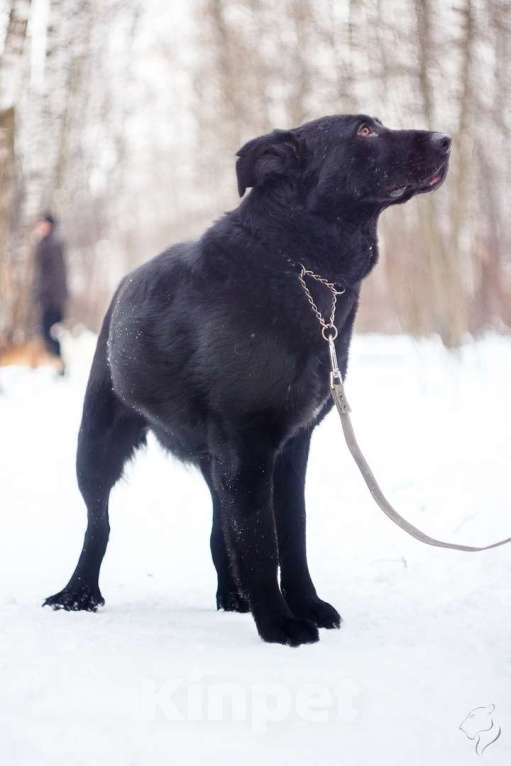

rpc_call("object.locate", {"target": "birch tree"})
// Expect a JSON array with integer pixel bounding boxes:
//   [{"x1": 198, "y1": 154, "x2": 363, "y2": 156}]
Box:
[{"x1": 0, "y1": 0, "x2": 32, "y2": 345}]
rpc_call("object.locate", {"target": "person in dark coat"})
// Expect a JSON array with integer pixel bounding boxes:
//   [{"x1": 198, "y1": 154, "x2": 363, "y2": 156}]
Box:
[{"x1": 34, "y1": 213, "x2": 68, "y2": 367}]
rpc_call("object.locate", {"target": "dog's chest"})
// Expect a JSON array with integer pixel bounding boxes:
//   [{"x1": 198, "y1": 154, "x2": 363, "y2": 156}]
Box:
[{"x1": 283, "y1": 352, "x2": 331, "y2": 432}]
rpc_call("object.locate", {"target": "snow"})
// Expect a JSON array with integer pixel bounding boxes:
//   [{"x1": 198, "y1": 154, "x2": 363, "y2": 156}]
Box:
[{"x1": 1, "y1": 331, "x2": 511, "y2": 765}]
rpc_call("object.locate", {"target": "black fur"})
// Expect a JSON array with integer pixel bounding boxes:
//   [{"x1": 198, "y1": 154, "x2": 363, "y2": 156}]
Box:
[{"x1": 44, "y1": 114, "x2": 450, "y2": 646}]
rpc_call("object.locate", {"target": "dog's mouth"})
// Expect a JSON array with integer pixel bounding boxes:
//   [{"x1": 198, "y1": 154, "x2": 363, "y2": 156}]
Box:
[{"x1": 387, "y1": 161, "x2": 448, "y2": 199}]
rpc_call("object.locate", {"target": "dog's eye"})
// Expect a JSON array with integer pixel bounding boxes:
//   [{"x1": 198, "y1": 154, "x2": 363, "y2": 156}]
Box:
[{"x1": 357, "y1": 124, "x2": 377, "y2": 138}]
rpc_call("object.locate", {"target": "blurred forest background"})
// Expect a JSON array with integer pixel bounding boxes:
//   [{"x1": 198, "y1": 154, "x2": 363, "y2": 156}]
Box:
[{"x1": 0, "y1": 0, "x2": 510, "y2": 349}]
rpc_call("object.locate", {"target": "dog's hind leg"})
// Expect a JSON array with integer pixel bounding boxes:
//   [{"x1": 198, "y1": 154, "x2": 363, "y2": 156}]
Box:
[
  {"x1": 274, "y1": 429, "x2": 341, "y2": 629},
  {"x1": 43, "y1": 330, "x2": 146, "y2": 612},
  {"x1": 200, "y1": 458, "x2": 250, "y2": 613}
]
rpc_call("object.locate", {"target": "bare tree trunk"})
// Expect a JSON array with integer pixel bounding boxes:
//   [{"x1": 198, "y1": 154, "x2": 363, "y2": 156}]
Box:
[
  {"x1": 206, "y1": 0, "x2": 244, "y2": 150},
  {"x1": 323, "y1": 0, "x2": 357, "y2": 111},
  {"x1": 0, "y1": 0, "x2": 32, "y2": 346},
  {"x1": 0, "y1": 0, "x2": 32, "y2": 110},
  {"x1": 414, "y1": 0, "x2": 435, "y2": 126},
  {"x1": 243, "y1": 0, "x2": 272, "y2": 133},
  {"x1": 411, "y1": 0, "x2": 468, "y2": 346},
  {"x1": 414, "y1": 0, "x2": 447, "y2": 337},
  {"x1": 286, "y1": 0, "x2": 314, "y2": 125},
  {"x1": 471, "y1": 0, "x2": 511, "y2": 332},
  {"x1": 437, "y1": 0, "x2": 475, "y2": 345},
  {"x1": 0, "y1": 106, "x2": 16, "y2": 345}
]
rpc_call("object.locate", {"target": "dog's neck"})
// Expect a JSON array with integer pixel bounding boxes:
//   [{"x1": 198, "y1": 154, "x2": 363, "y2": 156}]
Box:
[{"x1": 235, "y1": 185, "x2": 380, "y2": 288}]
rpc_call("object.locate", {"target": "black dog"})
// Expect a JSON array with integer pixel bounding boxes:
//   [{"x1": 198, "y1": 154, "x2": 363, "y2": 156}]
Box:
[{"x1": 44, "y1": 114, "x2": 450, "y2": 646}]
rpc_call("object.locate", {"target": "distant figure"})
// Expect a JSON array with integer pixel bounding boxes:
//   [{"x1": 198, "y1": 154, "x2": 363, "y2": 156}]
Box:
[{"x1": 34, "y1": 213, "x2": 68, "y2": 372}]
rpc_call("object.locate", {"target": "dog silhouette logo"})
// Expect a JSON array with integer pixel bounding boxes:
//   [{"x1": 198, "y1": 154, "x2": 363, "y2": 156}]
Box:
[{"x1": 459, "y1": 704, "x2": 502, "y2": 756}]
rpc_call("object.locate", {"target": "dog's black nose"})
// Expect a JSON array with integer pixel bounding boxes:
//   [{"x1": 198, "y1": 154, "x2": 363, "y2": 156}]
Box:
[{"x1": 431, "y1": 132, "x2": 451, "y2": 153}]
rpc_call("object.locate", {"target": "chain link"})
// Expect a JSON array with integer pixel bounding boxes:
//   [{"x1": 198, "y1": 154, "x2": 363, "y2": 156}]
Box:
[{"x1": 298, "y1": 265, "x2": 345, "y2": 341}]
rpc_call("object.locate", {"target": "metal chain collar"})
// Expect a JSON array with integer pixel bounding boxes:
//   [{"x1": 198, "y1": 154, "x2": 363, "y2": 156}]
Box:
[{"x1": 297, "y1": 265, "x2": 346, "y2": 341}]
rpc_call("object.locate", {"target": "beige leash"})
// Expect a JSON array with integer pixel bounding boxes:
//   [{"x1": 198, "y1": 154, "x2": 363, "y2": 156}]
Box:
[
  {"x1": 299, "y1": 264, "x2": 511, "y2": 552},
  {"x1": 329, "y1": 355, "x2": 511, "y2": 551}
]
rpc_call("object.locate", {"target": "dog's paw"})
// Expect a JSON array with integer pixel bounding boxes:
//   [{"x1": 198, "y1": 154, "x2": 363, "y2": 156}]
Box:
[
  {"x1": 256, "y1": 614, "x2": 320, "y2": 647},
  {"x1": 43, "y1": 586, "x2": 105, "y2": 612},
  {"x1": 216, "y1": 589, "x2": 250, "y2": 613},
  {"x1": 286, "y1": 596, "x2": 342, "y2": 629}
]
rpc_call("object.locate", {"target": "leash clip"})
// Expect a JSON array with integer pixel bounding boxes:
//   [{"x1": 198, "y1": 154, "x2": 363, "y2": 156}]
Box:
[
  {"x1": 327, "y1": 336, "x2": 351, "y2": 413},
  {"x1": 330, "y1": 374, "x2": 351, "y2": 414}
]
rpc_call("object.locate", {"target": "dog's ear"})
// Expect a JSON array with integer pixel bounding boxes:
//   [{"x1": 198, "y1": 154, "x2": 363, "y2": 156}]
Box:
[{"x1": 235, "y1": 129, "x2": 303, "y2": 197}]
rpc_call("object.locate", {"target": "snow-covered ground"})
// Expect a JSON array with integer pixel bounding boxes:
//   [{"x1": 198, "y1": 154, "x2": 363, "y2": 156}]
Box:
[{"x1": 1, "y1": 332, "x2": 511, "y2": 765}]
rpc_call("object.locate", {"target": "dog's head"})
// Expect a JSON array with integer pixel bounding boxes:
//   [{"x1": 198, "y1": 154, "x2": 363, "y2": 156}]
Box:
[{"x1": 236, "y1": 114, "x2": 450, "y2": 215}]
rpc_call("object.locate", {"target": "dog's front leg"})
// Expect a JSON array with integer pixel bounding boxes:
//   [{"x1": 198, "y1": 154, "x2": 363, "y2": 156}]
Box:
[
  {"x1": 274, "y1": 429, "x2": 341, "y2": 629},
  {"x1": 210, "y1": 426, "x2": 319, "y2": 647}
]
